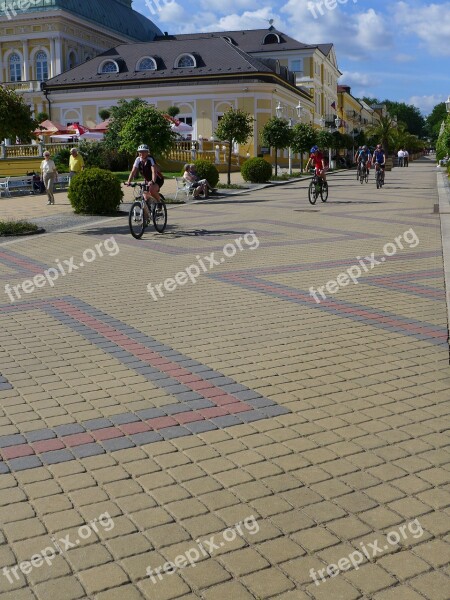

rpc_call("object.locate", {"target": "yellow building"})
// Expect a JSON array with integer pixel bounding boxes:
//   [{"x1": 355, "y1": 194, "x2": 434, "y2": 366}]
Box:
[
  {"x1": 43, "y1": 32, "x2": 315, "y2": 160},
  {"x1": 0, "y1": 0, "x2": 162, "y2": 116},
  {"x1": 337, "y1": 85, "x2": 381, "y2": 148}
]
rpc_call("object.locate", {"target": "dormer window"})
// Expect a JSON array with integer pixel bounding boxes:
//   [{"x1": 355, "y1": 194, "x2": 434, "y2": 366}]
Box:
[
  {"x1": 263, "y1": 33, "x2": 281, "y2": 44},
  {"x1": 137, "y1": 56, "x2": 157, "y2": 71},
  {"x1": 175, "y1": 53, "x2": 196, "y2": 68},
  {"x1": 98, "y1": 60, "x2": 119, "y2": 74}
]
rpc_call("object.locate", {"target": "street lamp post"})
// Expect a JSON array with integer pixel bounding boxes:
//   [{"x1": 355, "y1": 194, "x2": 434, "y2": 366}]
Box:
[{"x1": 320, "y1": 116, "x2": 333, "y2": 169}]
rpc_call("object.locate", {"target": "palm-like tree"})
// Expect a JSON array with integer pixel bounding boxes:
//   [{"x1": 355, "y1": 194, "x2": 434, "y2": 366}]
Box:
[{"x1": 366, "y1": 115, "x2": 397, "y2": 154}]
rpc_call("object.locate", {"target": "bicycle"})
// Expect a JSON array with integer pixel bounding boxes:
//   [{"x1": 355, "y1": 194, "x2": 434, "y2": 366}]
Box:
[
  {"x1": 308, "y1": 169, "x2": 328, "y2": 204},
  {"x1": 127, "y1": 183, "x2": 167, "y2": 238},
  {"x1": 374, "y1": 163, "x2": 385, "y2": 189},
  {"x1": 357, "y1": 161, "x2": 369, "y2": 184}
]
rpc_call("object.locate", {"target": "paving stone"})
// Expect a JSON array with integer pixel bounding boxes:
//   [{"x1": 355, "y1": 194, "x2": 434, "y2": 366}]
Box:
[
  {"x1": 378, "y1": 551, "x2": 431, "y2": 581},
  {"x1": 71, "y1": 443, "x2": 105, "y2": 458},
  {"x1": 242, "y1": 567, "x2": 295, "y2": 598}
]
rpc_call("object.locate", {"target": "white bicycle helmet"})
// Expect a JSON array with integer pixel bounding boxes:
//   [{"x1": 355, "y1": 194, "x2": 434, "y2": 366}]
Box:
[{"x1": 137, "y1": 144, "x2": 149, "y2": 152}]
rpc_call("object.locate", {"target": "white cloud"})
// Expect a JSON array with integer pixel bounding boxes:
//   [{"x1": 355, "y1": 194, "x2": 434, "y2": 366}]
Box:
[
  {"x1": 394, "y1": 53, "x2": 415, "y2": 63},
  {"x1": 185, "y1": 7, "x2": 287, "y2": 33},
  {"x1": 340, "y1": 71, "x2": 373, "y2": 87},
  {"x1": 409, "y1": 94, "x2": 446, "y2": 115},
  {"x1": 280, "y1": 1, "x2": 393, "y2": 60},
  {"x1": 394, "y1": 1, "x2": 450, "y2": 56},
  {"x1": 157, "y1": 1, "x2": 187, "y2": 23}
]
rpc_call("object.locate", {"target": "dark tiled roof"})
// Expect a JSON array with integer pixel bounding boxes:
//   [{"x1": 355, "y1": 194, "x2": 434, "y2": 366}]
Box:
[
  {"x1": 44, "y1": 37, "x2": 302, "y2": 90},
  {"x1": 13, "y1": 0, "x2": 162, "y2": 42},
  {"x1": 155, "y1": 29, "x2": 334, "y2": 57}
]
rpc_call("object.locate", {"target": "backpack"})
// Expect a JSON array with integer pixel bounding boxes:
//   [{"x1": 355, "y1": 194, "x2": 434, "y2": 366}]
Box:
[{"x1": 138, "y1": 156, "x2": 164, "y2": 188}]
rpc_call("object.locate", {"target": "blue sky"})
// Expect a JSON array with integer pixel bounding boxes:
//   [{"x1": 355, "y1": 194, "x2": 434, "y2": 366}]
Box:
[{"x1": 133, "y1": 0, "x2": 450, "y2": 115}]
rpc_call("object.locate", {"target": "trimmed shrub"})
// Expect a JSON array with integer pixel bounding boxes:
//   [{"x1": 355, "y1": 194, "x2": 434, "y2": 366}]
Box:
[
  {"x1": 241, "y1": 157, "x2": 272, "y2": 183},
  {"x1": 53, "y1": 148, "x2": 71, "y2": 172},
  {"x1": 68, "y1": 168, "x2": 123, "y2": 214},
  {"x1": 192, "y1": 159, "x2": 219, "y2": 187}
]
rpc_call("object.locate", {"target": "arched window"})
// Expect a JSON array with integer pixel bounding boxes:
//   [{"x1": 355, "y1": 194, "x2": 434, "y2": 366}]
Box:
[
  {"x1": 137, "y1": 57, "x2": 157, "y2": 71},
  {"x1": 36, "y1": 51, "x2": 48, "y2": 82},
  {"x1": 263, "y1": 33, "x2": 280, "y2": 44},
  {"x1": 9, "y1": 53, "x2": 22, "y2": 82},
  {"x1": 67, "y1": 51, "x2": 77, "y2": 70},
  {"x1": 99, "y1": 60, "x2": 119, "y2": 74},
  {"x1": 175, "y1": 54, "x2": 196, "y2": 68}
]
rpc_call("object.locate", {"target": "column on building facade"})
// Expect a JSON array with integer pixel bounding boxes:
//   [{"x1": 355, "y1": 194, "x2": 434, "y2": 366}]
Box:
[
  {"x1": 0, "y1": 44, "x2": 3, "y2": 83},
  {"x1": 49, "y1": 38, "x2": 56, "y2": 78},
  {"x1": 55, "y1": 37, "x2": 62, "y2": 75},
  {"x1": 22, "y1": 40, "x2": 29, "y2": 81}
]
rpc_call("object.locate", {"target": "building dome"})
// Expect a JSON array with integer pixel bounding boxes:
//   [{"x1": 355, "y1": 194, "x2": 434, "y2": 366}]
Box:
[{"x1": 22, "y1": 0, "x2": 163, "y2": 42}]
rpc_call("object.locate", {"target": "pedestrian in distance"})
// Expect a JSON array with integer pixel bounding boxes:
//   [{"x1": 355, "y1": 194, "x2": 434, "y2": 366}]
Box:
[
  {"x1": 68, "y1": 147, "x2": 84, "y2": 185},
  {"x1": 40, "y1": 151, "x2": 58, "y2": 205}
]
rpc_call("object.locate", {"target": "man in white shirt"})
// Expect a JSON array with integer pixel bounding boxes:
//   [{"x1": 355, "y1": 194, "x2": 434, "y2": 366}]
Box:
[
  {"x1": 40, "y1": 151, "x2": 58, "y2": 205},
  {"x1": 397, "y1": 148, "x2": 405, "y2": 167},
  {"x1": 403, "y1": 149, "x2": 409, "y2": 167}
]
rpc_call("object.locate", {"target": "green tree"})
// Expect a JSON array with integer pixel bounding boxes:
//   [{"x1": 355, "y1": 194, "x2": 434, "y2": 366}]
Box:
[
  {"x1": 214, "y1": 108, "x2": 254, "y2": 184},
  {"x1": 384, "y1": 100, "x2": 425, "y2": 137},
  {"x1": 118, "y1": 104, "x2": 176, "y2": 158},
  {"x1": 98, "y1": 108, "x2": 111, "y2": 121},
  {"x1": 426, "y1": 102, "x2": 447, "y2": 143},
  {"x1": 0, "y1": 87, "x2": 37, "y2": 142},
  {"x1": 316, "y1": 129, "x2": 333, "y2": 152},
  {"x1": 437, "y1": 115, "x2": 450, "y2": 161},
  {"x1": 167, "y1": 106, "x2": 180, "y2": 118},
  {"x1": 366, "y1": 115, "x2": 398, "y2": 155},
  {"x1": 290, "y1": 123, "x2": 316, "y2": 172},
  {"x1": 261, "y1": 117, "x2": 293, "y2": 175},
  {"x1": 104, "y1": 98, "x2": 147, "y2": 153},
  {"x1": 36, "y1": 111, "x2": 49, "y2": 123}
]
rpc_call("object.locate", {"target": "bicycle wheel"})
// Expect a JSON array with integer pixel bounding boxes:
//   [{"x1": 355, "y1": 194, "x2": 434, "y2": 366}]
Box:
[
  {"x1": 360, "y1": 169, "x2": 364, "y2": 184},
  {"x1": 308, "y1": 181, "x2": 318, "y2": 205},
  {"x1": 376, "y1": 172, "x2": 381, "y2": 189},
  {"x1": 152, "y1": 195, "x2": 167, "y2": 233},
  {"x1": 129, "y1": 201, "x2": 146, "y2": 239},
  {"x1": 365, "y1": 170, "x2": 369, "y2": 183},
  {"x1": 320, "y1": 182, "x2": 328, "y2": 202}
]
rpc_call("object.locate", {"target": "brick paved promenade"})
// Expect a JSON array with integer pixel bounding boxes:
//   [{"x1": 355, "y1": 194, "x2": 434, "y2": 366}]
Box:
[{"x1": 0, "y1": 156, "x2": 449, "y2": 599}]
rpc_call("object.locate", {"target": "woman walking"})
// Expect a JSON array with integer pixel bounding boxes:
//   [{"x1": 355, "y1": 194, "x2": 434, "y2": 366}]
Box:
[{"x1": 40, "y1": 151, "x2": 58, "y2": 205}]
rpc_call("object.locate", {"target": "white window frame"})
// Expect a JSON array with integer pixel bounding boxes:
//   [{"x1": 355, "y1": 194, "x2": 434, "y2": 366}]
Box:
[
  {"x1": 174, "y1": 53, "x2": 196, "y2": 68},
  {"x1": 98, "y1": 59, "x2": 119, "y2": 74}
]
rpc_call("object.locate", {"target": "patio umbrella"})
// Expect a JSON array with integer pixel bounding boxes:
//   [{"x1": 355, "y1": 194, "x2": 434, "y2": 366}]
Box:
[
  {"x1": 79, "y1": 132, "x2": 104, "y2": 141},
  {"x1": 171, "y1": 122, "x2": 193, "y2": 133},
  {"x1": 92, "y1": 119, "x2": 110, "y2": 131},
  {"x1": 34, "y1": 119, "x2": 68, "y2": 136}
]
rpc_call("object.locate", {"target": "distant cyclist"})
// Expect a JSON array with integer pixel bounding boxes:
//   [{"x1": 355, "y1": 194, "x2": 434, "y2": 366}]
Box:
[
  {"x1": 306, "y1": 146, "x2": 327, "y2": 183},
  {"x1": 356, "y1": 145, "x2": 371, "y2": 176},
  {"x1": 373, "y1": 144, "x2": 386, "y2": 183}
]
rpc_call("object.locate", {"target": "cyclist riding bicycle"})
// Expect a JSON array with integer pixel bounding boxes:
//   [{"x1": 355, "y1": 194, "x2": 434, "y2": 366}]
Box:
[
  {"x1": 306, "y1": 146, "x2": 327, "y2": 183},
  {"x1": 372, "y1": 144, "x2": 386, "y2": 182},
  {"x1": 356, "y1": 145, "x2": 371, "y2": 175},
  {"x1": 126, "y1": 144, "x2": 164, "y2": 218}
]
